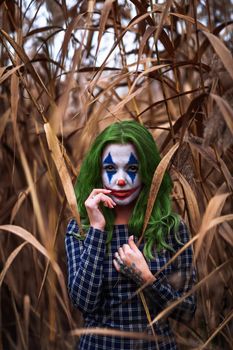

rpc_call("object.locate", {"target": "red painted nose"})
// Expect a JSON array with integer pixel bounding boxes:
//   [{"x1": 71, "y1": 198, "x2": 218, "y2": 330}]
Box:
[{"x1": 117, "y1": 179, "x2": 126, "y2": 187}]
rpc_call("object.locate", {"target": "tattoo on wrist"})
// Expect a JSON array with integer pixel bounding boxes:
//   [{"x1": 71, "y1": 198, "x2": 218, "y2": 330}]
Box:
[{"x1": 116, "y1": 258, "x2": 144, "y2": 285}]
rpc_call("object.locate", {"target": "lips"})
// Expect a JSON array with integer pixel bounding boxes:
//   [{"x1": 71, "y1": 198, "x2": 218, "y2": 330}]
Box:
[{"x1": 105, "y1": 186, "x2": 140, "y2": 200}]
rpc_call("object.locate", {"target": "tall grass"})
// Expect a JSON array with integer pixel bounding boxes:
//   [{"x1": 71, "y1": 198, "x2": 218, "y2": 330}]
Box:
[{"x1": 0, "y1": 1, "x2": 233, "y2": 349}]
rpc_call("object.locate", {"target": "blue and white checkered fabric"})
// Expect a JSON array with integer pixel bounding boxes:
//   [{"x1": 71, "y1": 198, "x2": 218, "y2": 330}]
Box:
[{"x1": 65, "y1": 220, "x2": 196, "y2": 350}]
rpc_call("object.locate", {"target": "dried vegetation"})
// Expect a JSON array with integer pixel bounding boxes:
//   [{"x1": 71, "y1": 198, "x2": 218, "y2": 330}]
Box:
[{"x1": 0, "y1": 0, "x2": 233, "y2": 349}]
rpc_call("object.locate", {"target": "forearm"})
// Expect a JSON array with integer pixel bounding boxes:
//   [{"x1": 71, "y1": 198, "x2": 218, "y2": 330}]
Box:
[
  {"x1": 66, "y1": 222, "x2": 107, "y2": 313},
  {"x1": 143, "y1": 270, "x2": 196, "y2": 321},
  {"x1": 119, "y1": 262, "x2": 196, "y2": 321}
]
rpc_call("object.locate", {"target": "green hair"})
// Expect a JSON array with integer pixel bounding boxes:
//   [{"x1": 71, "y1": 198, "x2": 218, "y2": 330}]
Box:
[{"x1": 75, "y1": 121, "x2": 180, "y2": 260}]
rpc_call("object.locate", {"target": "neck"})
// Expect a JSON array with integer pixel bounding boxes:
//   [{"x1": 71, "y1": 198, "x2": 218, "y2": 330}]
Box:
[{"x1": 114, "y1": 202, "x2": 134, "y2": 225}]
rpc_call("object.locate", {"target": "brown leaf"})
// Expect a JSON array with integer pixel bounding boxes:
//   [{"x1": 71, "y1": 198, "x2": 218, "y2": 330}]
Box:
[
  {"x1": 187, "y1": 137, "x2": 233, "y2": 190},
  {"x1": 129, "y1": 64, "x2": 169, "y2": 94},
  {"x1": 44, "y1": 123, "x2": 82, "y2": 230},
  {"x1": 89, "y1": 12, "x2": 154, "y2": 92},
  {"x1": 160, "y1": 93, "x2": 208, "y2": 152},
  {"x1": 195, "y1": 193, "x2": 230, "y2": 258},
  {"x1": 0, "y1": 241, "x2": 28, "y2": 286},
  {"x1": 23, "y1": 295, "x2": 30, "y2": 348},
  {"x1": 60, "y1": 14, "x2": 85, "y2": 67},
  {"x1": 70, "y1": 327, "x2": 158, "y2": 341},
  {"x1": 219, "y1": 223, "x2": 233, "y2": 248},
  {"x1": 203, "y1": 31, "x2": 233, "y2": 81},
  {"x1": 159, "y1": 28, "x2": 175, "y2": 57},
  {"x1": 0, "y1": 66, "x2": 6, "y2": 78},
  {"x1": 139, "y1": 142, "x2": 179, "y2": 244},
  {"x1": 10, "y1": 71, "x2": 19, "y2": 129},
  {"x1": 0, "y1": 225, "x2": 70, "y2": 313},
  {"x1": 153, "y1": 0, "x2": 173, "y2": 46},
  {"x1": 0, "y1": 29, "x2": 51, "y2": 97},
  {"x1": 0, "y1": 108, "x2": 10, "y2": 139},
  {"x1": 0, "y1": 64, "x2": 23, "y2": 84},
  {"x1": 174, "y1": 169, "x2": 201, "y2": 233},
  {"x1": 0, "y1": 225, "x2": 50, "y2": 259},
  {"x1": 129, "y1": 1, "x2": 154, "y2": 26},
  {"x1": 26, "y1": 25, "x2": 62, "y2": 37},
  {"x1": 96, "y1": 0, "x2": 114, "y2": 56},
  {"x1": 206, "y1": 214, "x2": 233, "y2": 232},
  {"x1": 211, "y1": 93, "x2": 233, "y2": 135},
  {"x1": 198, "y1": 310, "x2": 233, "y2": 350},
  {"x1": 108, "y1": 84, "x2": 147, "y2": 118},
  {"x1": 137, "y1": 26, "x2": 157, "y2": 70},
  {"x1": 170, "y1": 12, "x2": 209, "y2": 31}
]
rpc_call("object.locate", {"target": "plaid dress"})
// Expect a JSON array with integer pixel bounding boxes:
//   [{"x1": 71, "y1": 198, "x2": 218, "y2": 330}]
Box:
[{"x1": 65, "y1": 220, "x2": 196, "y2": 350}]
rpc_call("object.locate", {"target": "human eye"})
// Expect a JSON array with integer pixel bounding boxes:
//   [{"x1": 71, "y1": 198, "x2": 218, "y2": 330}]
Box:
[
  {"x1": 104, "y1": 165, "x2": 116, "y2": 172},
  {"x1": 127, "y1": 165, "x2": 138, "y2": 172}
]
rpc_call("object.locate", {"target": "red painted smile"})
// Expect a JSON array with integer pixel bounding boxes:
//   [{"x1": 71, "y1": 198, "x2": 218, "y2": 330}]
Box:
[{"x1": 105, "y1": 186, "x2": 140, "y2": 200}]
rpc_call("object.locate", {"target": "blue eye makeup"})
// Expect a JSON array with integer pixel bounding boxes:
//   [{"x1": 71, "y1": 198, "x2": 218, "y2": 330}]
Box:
[
  {"x1": 126, "y1": 153, "x2": 138, "y2": 183},
  {"x1": 103, "y1": 152, "x2": 116, "y2": 182}
]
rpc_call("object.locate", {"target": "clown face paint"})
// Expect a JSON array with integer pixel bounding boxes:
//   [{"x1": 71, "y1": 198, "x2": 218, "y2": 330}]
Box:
[{"x1": 101, "y1": 143, "x2": 142, "y2": 205}]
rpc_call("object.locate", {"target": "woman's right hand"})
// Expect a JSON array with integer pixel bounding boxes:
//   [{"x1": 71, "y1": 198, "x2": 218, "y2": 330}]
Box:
[{"x1": 84, "y1": 189, "x2": 116, "y2": 231}]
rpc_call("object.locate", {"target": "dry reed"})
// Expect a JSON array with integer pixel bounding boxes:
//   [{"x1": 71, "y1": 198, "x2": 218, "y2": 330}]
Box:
[{"x1": 0, "y1": 1, "x2": 233, "y2": 349}]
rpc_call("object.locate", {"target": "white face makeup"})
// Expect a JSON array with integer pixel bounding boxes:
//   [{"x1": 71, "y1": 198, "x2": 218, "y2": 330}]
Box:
[{"x1": 101, "y1": 143, "x2": 142, "y2": 205}]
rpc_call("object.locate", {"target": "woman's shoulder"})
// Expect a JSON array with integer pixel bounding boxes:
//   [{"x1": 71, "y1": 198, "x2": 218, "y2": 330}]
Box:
[
  {"x1": 167, "y1": 218, "x2": 191, "y2": 248},
  {"x1": 66, "y1": 218, "x2": 79, "y2": 235},
  {"x1": 177, "y1": 218, "x2": 190, "y2": 240}
]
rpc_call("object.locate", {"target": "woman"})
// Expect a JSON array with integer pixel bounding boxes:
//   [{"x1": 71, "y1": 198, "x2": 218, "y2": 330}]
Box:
[{"x1": 65, "y1": 121, "x2": 196, "y2": 349}]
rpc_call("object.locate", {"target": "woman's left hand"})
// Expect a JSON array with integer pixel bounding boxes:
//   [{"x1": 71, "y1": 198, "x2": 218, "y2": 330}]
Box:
[{"x1": 113, "y1": 236, "x2": 156, "y2": 285}]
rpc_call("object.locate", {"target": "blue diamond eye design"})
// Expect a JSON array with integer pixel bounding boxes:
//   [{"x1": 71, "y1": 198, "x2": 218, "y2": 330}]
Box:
[
  {"x1": 103, "y1": 152, "x2": 116, "y2": 183},
  {"x1": 127, "y1": 153, "x2": 138, "y2": 183}
]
